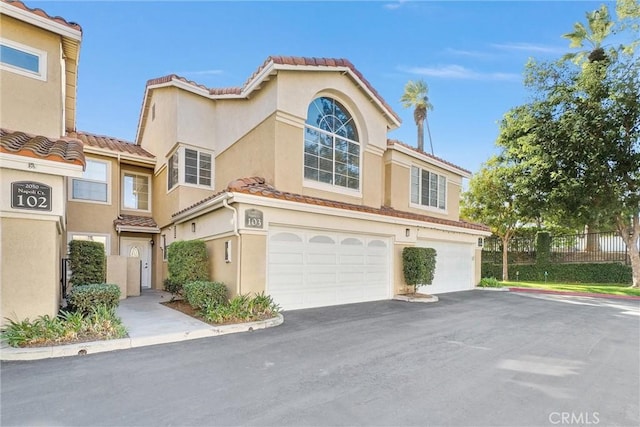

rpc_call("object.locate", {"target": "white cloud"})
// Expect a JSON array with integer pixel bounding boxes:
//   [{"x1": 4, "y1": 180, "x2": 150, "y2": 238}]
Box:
[
  {"x1": 491, "y1": 42, "x2": 566, "y2": 55},
  {"x1": 400, "y1": 64, "x2": 521, "y2": 82},
  {"x1": 384, "y1": 1, "x2": 407, "y2": 10},
  {"x1": 445, "y1": 48, "x2": 494, "y2": 59}
]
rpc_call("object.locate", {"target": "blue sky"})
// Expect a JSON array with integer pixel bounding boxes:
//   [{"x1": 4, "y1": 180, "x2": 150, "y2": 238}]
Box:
[{"x1": 38, "y1": 0, "x2": 605, "y2": 173}]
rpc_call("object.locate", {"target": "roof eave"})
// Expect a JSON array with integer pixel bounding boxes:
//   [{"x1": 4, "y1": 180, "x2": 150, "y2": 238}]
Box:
[{"x1": 0, "y1": 2, "x2": 82, "y2": 41}]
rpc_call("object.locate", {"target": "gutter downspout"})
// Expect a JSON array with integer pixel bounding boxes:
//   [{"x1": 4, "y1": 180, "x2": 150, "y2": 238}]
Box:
[{"x1": 222, "y1": 196, "x2": 241, "y2": 295}]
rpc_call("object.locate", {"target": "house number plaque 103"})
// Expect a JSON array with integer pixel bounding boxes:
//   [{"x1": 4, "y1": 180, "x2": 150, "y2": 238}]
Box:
[
  {"x1": 11, "y1": 181, "x2": 52, "y2": 211},
  {"x1": 245, "y1": 209, "x2": 264, "y2": 229}
]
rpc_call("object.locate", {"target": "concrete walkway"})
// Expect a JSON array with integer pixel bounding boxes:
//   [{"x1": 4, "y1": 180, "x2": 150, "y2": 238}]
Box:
[{"x1": 0, "y1": 290, "x2": 283, "y2": 361}]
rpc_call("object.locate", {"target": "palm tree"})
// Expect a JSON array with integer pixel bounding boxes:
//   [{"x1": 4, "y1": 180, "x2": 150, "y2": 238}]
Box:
[
  {"x1": 563, "y1": 4, "x2": 614, "y2": 63},
  {"x1": 400, "y1": 79, "x2": 434, "y2": 154}
]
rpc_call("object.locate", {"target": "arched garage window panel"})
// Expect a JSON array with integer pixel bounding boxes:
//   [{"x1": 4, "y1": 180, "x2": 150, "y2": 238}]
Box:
[
  {"x1": 341, "y1": 238, "x2": 363, "y2": 246},
  {"x1": 309, "y1": 235, "x2": 335, "y2": 244},
  {"x1": 368, "y1": 240, "x2": 387, "y2": 248},
  {"x1": 270, "y1": 232, "x2": 303, "y2": 243},
  {"x1": 304, "y1": 97, "x2": 360, "y2": 190}
]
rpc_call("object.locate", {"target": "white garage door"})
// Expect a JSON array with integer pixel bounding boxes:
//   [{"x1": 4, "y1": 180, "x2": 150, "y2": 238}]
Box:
[
  {"x1": 417, "y1": 240, "x2": 474, "y2": 294},
  {"x1": 267, "y1": 228, "x2": 391, "y2": 310}
]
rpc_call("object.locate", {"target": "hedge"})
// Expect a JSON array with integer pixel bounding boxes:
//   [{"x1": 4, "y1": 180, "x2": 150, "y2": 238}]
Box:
[
  {"x1": 68, "y1": 240, "x2": 106, "y2": 286},
  {"x1": 183, "y1": 281, "x2": 228, "y2": 310},
  {"x1": 67, "y1": 283, "x2": 121, "y2": 314},
  {"x1": 166, "y1": 240, "x2": 209, "y2": 294},
  {"x1": 482, "y1": 262, "x2": 632, "y2": 284}
]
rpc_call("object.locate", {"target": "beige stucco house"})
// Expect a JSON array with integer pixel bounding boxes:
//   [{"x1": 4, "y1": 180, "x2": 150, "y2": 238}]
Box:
[
  {"x1": 137, "y1": 57, "x2": 491, "y2": 310},
  {"x1": 1, "y1": 0, "x2": 490, "y2": 321}
]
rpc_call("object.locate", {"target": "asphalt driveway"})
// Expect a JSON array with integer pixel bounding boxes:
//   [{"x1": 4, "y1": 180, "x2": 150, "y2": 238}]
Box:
[{"x1": 1, "y1": 291, "x2": 639, "y2": 427}]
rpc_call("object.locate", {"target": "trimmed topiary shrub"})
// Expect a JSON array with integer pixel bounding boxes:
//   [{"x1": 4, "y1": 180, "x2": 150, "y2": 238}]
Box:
[
  {"x1": 68, "y1": 240, "x2": 106, "y2": 286},
  {"x1": 67, "y1": 283, "x2": 121, "y2": 314},
  {"x1": 167, "y1": 240, "x2": 209, "y2": 295},
  {"x1": 183, "y1": 281, "x2": 228, "y2": 310},
  {"x1": 402, "y1": 247, "x2": 437, "y2": 292},
  {"x1": 535, "y1": 232, "x2": 551, "y2": 266}
]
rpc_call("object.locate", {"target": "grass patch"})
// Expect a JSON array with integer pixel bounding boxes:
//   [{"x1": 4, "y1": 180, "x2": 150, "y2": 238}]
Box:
[{"x1": 503, "y1": 281, "x2": 640, "y2": 297}]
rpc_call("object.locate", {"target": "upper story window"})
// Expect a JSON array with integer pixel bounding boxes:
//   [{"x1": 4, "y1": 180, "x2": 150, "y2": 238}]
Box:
[
  {"x1": 167, "y1": 147, "x2": 212, "y2": 191},
  {"x1": 304, "y1": 97, "x2": 360, "y2": 191},
  {"x1": 122, "y1": 172, "x2": 150, "y2": 211},
  {"x1": 411, "y1": 166, "x2": 447, "y2": 211},
  {"x1": 0, "y1": 38, "x2": 47, "y2": 81},
  {"x1": 71, "y1": 159, "x2": 109, "y2": 203}
]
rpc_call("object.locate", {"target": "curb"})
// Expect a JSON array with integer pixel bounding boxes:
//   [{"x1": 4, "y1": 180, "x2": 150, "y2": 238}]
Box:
[
  {"x1": 393, "y1": 294, "x2": 439, "y2": 303},
  {"x1": 0, "y1": 314, "x2": 284, "y2": 361},
  {"x1": 508, "y1": 287, "x2": 640, "y2": 301}
]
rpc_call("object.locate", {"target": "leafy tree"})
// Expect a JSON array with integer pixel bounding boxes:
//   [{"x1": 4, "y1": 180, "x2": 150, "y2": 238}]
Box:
[
  {"x1": 498, "y1": 0, "x2": 640, "y2": 287},
  {"x1": 400, "y1": 79, "x2": 434, "y2": 154},
  {"x1": 461, "y1": 157, "x2": 529, "y2": 280}
]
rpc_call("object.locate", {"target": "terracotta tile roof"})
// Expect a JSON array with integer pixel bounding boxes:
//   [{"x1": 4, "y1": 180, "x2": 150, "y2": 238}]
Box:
[
  {"x1": 1, "y1": 0, "x2": 82, "y2": 32},
  {"x1": 114, "y1": 215, "x2": 158, "y2": 229},
  {"x1": 387, "y1": 139, "x2": 471, "y2": 175},
  {"x1": 0, "y1": 128, "x2": 85, "y2": 166},
  {"x1": 174, "y1": 176, "x2": 489, "y2": 233},
  {"x1": 68, "y1": 131, "x2": 154, "y2": 159},
  {"x1": 145, "y1": 74, "x2": 211, "y2": 92},
  {"x1": 145, "y1": 56, "x2": 400, "y2": 122}
]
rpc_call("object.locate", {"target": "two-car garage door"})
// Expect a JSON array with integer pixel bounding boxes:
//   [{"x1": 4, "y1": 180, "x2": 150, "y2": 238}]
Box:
[{"x1": 267, "y1": 228, "x2": 391, "y2": 310}]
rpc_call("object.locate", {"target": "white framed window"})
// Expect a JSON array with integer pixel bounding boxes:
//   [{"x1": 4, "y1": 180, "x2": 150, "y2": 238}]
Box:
[
  {"x1": 304, "y1": 97, "x2": 360, "y2": 191},
  {"x1": 410, "y1": 166, "x2": 447, "y2": 211},
  {"x1": 71, "y1": 159, "x2": 110, "y2": 204},
  {"x1": 0, "y1": 38, "x2": 47, "y2": 81},
  {"x1": 122, "y1": 172, "x2": 151, "y2": 211},
  {"x1": 185, "y1": 148, "x2": 212, "y2": 186},
  {"x1": 68, "y1": 233, "x2": 110, "y2": 255},
  {"x1": 167, "y1": 146, "x2": 212, "y2": 191}
]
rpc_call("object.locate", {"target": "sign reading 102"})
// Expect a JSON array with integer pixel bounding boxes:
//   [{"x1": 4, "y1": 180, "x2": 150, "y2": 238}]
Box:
[{"x1": 11, "y1": 181, "x2": 52, "y2": 211}]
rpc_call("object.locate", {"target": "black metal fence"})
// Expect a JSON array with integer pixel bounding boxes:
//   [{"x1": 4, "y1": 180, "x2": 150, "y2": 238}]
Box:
[{"x1": 483, "y1": 232, "x2": 635, "y2": 265}]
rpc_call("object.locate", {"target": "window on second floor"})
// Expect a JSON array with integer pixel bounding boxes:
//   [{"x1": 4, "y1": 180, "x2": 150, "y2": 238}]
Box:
[
  {"x1": 167, "y1": 147, "x2": 212, "y2": 191},
  {"x1": 71, "y1": 159, "x2": 109, "y2": 203},
  {"x1": 304, "y1": 97, "x2": 360, "y2": 191},
  {"x1": 0, "y1": 39, "x2": 47, "y2": 81},
  {"x1": 411, "y1": 166, "x2": 447, "y2": 211},
  {"x1": 122, "y1": 172, "x2": 150, "y2": 211}
]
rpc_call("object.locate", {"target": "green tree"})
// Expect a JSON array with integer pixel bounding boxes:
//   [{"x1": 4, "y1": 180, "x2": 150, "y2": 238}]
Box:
[
  {"x1": 400, "y1": 79, "x2": 434, "y2": 154},
  {"x1": 461, "y1": 157, "x2": 528, "y2": 281},
  {"x1": 498, "y1": 0, "x2": 640, "y2": 287}
]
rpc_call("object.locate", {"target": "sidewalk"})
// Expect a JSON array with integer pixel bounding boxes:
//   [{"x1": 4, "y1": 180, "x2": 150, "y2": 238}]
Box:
[{"x1": 0, "y1": 290, "x2": 283, "y2": 361}]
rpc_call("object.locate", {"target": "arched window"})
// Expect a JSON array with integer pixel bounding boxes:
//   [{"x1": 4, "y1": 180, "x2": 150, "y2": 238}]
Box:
[{"x1": 304, "y1": 97, "x2": 360, "y2": 190}]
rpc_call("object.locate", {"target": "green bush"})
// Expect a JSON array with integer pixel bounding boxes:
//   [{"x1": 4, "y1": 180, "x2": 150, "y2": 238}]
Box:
[
  {"x1": 535, "y1": 232, "x2": 551, "y2": 266},
  {"x1": 163, "y1": 278, "x2": 181, "y2": 296},
  {"x1": 68, "y1": 240, "x2": 106, "y2": 286},
  {"x1": 167, "y1": 240, "x2": 209, "y2": 294},
  {"x1": 183, "y1": 281, "x2": 228, "y2": 310},
  {"x1": 482, "y1": 262, "x2": 632, "y2": 284},
  {"x1": 67, "y1": 283, "x2": 121, "y2": 314},
  {"x1": 201, "y1": 293, "x2": 280, "y2": 324},
  {"x1": 478, "y1": 277, "x2": 502, "y2": 288},
  {"x1": 402, "y1": 247, "x2": 437, "y2": 292},
  {"x1": 1, "y1": 306, "x2": 127, "y2": 348}
]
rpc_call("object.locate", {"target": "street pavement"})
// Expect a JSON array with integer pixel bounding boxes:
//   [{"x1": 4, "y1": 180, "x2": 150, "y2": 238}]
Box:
[{"x1": 1, "y1": 290, "x2": 638, "y2": 427}]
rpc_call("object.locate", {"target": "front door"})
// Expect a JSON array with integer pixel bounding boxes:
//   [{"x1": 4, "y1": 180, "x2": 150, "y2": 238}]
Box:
[{"x1": 120, "y1": 237, "x2": 152, "y2": 289}]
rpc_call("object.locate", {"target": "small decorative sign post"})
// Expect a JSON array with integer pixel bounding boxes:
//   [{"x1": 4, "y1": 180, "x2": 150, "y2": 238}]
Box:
[
  {"x1": 11, "y1": 181, "x2": 52, "y2": 211},
  {"x1": 245, "y1": 209, "x2": 264, "y2": 229}
]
